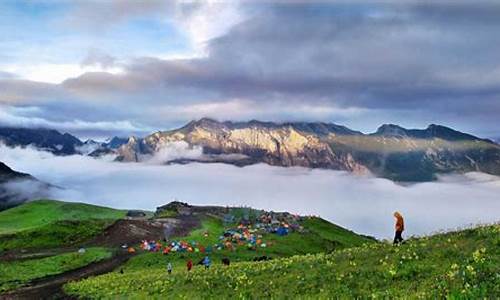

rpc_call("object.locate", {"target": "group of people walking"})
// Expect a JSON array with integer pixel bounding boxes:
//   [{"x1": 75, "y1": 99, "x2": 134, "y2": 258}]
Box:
[{"x1": 166, "y1": 255, "x2": 213, "y2": 275}]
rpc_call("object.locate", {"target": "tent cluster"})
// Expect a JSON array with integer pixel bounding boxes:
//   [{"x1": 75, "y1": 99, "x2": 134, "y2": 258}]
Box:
[
  {"x1": 139, "y1": 240, "x2": 213, "y2": 254},
  {"x1": 137, "y1": 239, "x2": 242, "y2": 254},
  {"x1": 132, "y1": 211, "x2": 308, "y2": 255},
  {"x1": 254, "y1": 212, "x2": 304, "y2": 235},
  {"x1": 217, "y1": 212, "x2": 305, "y2": 250},
  {"x1": 219, "y1": 226, "x2": 268, "y2": 251},
  {"x1": 162, "y1": 240, "x2": 213, "y2": 254}
]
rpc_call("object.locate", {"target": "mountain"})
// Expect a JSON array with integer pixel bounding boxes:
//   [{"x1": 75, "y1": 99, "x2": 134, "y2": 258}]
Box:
[
  {"x1": 116, "y1": 118, "x2": 500, "y2": 181},
  {"x1": 0, "y1": 127, "x2": 83, "y2": 155},
  {"x1": 0, "y1": 162, "x2": 49, "y2": 210},
  {"x1": 104, "y1": 136, "x2": 129, "y2": 149},
  {"x1": 0, "y1": 162, "x2": 31, "y2": 183},
  {"x1": 76, "y1": 139, "x2": 104, "y2": 155},
  {"x1": 85, "y1": 137, "x2": 129, "y2": 157}
]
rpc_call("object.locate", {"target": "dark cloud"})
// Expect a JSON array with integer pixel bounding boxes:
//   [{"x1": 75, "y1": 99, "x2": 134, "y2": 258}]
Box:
[{"x1": 2, "y1": 2, "x2": 500, "y2": 137}]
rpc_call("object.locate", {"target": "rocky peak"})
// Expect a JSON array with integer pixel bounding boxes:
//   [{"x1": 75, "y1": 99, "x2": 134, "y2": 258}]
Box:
[
  {"x1": 424, "y1": 124, "x2": 483, "y2": 142},
  {"x1": 105, "y1": 136, "x2": 128, "y2": 149},
  {"x1": 127, "y1": 136, "x2": 140, "y2": 144},
  {"x1": 288, "y1": 122, "x2": 362, "y2": 136},
  {"x1": 373, "y1": 124, "x2": 409, "y2": 137}
]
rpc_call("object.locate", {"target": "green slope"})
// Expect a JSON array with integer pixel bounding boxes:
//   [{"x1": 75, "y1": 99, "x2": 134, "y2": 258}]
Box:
[
  {"x1": 0, "y1": 200, "x2": 126, "y2": 252},
  {"x1": 0, "y1": 200, "x2": 125, "y2": 234},
  {"x1": 0, "y1": 247, "x2": 112, "y2": 293},
  {"x1": 121, "y1": 216, "x2": 374, "y2": 273},
  {"x1": 64, "y1": 224, "x2": 500, "y2": 299}
]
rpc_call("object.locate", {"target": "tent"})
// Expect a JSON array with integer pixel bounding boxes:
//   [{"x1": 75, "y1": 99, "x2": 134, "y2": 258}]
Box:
[{"x1": 276, "y1": 227, "x2": 289, "y2": 236}]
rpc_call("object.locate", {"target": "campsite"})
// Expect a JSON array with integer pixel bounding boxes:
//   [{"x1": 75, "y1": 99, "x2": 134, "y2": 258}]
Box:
[{"x1": 0, "y1": 199, "x2": 498, "y2": 299}]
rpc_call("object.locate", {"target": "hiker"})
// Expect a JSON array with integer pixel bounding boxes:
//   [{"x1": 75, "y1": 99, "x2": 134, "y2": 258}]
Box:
[
  {"x1": 167, "y1": 262, "x2": 173, "y2": 275},
  {"x1": 187, "y1": 259, "x2": 193, "y2": 272},
  {"x1": 393, "y1": 211, "x2": 404, "y2": 245},
  {"x1": 203, "y1": 256, "x2": 211, "y2": 270}
]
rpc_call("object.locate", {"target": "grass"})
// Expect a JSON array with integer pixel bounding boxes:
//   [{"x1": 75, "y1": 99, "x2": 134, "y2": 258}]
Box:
[
  {"x1": 117, "y1": 216, "x2": 374, "y2": 273},
  {"x1": 0, "y1": 219, "x2": 116, "y2": 252},
  {"x1": 0, "y1": 199, "x2": 126, "y2": 235},
  {"x1": 64, "y1": 224, "x2": 500, "y2": 299},
  {"x1": 0, "y1": 200, "x2": 126, "y2": 252},
  {"x1": 0, "y1": 247, "x2": 112, "y2": 293}
]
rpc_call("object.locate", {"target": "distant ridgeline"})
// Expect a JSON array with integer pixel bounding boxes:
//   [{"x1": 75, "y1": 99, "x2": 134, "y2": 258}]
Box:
[
  {"x1": 117, "y1": 119, "x2": 500, "y2": 182},
  {"x1": 2, "y1": 119, "x2": 500, "y2": 181}
]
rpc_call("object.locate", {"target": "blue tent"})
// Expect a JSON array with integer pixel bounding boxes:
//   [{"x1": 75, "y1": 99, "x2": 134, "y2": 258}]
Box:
[{"x1": 276, "y1": 227, "x2": 289, "y2": 236}]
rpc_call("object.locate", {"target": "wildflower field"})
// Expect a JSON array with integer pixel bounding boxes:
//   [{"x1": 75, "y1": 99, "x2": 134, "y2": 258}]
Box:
[
  {"x1": 121, "y1": 216, "x2": 373, "y2": 273},
  {"x1": 65, "y1": 224, "x2": 499, "y2": 299}
]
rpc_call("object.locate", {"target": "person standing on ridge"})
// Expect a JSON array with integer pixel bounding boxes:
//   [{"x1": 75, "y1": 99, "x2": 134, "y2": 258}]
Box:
[
  {"x1": 167, "y1": 262, "x2": 173, "y2": 275},
  {"x1": 187, "y1": 259, "x2": 193, "y2": 272},
  {"x1": 393, "y1": 211, "x2": 404, "y2": 244}
]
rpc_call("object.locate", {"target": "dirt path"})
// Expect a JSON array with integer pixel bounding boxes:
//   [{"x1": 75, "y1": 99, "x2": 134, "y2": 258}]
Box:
[
  {"x1": 0, "y1": 252, "x2": 133, "y2": 300},
  {"x1": 87, "y1": 219, "x2": 166, "y2": 247},
  {"x1": 0, "y1": 248, "x2": 78, "y2": 262},
  {"x1": 1, "y1": 217, "x2": 201, "y2": 299}
]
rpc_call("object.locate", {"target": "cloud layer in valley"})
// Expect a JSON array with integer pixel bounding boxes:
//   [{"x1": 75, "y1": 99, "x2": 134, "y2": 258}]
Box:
[{"x1": 1, "y1": 144, "x2": 499, "y2": 239}]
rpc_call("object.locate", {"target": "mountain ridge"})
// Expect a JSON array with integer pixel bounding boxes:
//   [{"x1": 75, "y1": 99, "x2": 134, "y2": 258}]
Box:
[
  {"x1": 1, "y1": 120, "x2": 499, "y2": 182},
  {"x1": 116, "y1": 118, "x2": 500, "y2": 181},
  {"x1": 0, "y1": 127, "x2": 83, "y2": 155},
  {"x1": 0, "y1": 161, "x2": 49, "y2": 210}
]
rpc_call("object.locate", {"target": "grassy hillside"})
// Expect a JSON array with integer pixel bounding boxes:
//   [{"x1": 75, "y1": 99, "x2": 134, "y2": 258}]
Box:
[
  {"x1": 0, "y1": 247, "x2": 111, "y2": 293},
  {"x1": 65, "y1": 224, "x2": 499, "y2": 299},
  {"x1": 121, "y1": 216, "x2": 373, "y2": 272},
  {"x1": 0, "y1": 200, "x2": 125, "y2": 234},
  {"x1": 0, "y1": 200, "x2": 126, "y2": 252}
]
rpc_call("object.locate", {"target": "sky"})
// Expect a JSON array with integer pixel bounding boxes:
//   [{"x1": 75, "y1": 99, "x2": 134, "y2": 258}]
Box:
[
  {"x1": 1, "y1": 143, "x2": 500, "y2": 239},
  {"x1": 1, "y1": 1, "x2": 500, "y2": 139}
]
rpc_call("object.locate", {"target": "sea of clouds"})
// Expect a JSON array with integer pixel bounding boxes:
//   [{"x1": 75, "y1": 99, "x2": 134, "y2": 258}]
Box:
[{"x1": 0, "y1": 143, "x2": 499, "y2": 239}]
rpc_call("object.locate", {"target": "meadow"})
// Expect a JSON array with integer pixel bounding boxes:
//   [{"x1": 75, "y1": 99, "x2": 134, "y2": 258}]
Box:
[
  {"x1": 0, "y1": 200, "x2": 125, "y2": 252},
  {"x1": 121, "y1": 216, "x2": 373, "y2": 273},
  {"x1": 0, "y1": 247, "x2": 111, "y2": 293},
  {"x1": 65, "y1": 224, "x2": 500, "y2": 299}
]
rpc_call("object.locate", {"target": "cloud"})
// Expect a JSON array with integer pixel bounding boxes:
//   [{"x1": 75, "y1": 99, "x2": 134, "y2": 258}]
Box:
[
  {"x1": 0, "y1": 179, "x2": 51, "y2": 209},
  {"x1": 81, "y1": 49, "x2": 117, "y2": 69},
  {"x1": 152, "y1": 99, "x2": 367, "y2": 123},
  {"x1": 0, "y1": 71, "x2": 17, "y2": 79},
  {"x1": 63, "y1": 0, "x2": 175, "y2": 31},
  {"x1": 2, "y1": 1, "x2": 500, "y2": 137},
  {"x1": 0, "y1": 106, "x2": 152, "y2": 138},
  {"x1": 172, "y1": 1, "x2": 246, "y2": 55},
  {"x1": 142, "y1": 141, "x2": 203, "y2": 164},
  {"x1": 1, "y1": 144, "x2": 499, "y2": 239}
]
